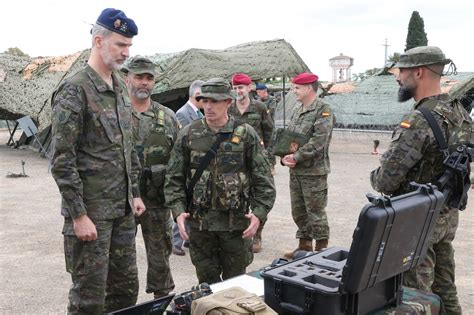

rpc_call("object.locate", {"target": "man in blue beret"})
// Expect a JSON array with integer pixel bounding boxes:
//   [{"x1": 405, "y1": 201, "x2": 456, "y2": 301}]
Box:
[
  {"x1": 51, "y1": 8, "x2": 143, "y2": 314},
  {"x1": 255, "y1": 83, "x2": 278, "y2": 120}
]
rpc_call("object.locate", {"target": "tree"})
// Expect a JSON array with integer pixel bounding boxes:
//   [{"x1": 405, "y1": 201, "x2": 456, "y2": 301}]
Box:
[
  {"x1": 4, "y1": 47, "x2": 30, "y2": 58},
  {"x1": 388, "y1": 52, "x2": 400, "y2": 63},
  {"x1": 405, "y1": 11, "x2": 428, "y2": 51}
]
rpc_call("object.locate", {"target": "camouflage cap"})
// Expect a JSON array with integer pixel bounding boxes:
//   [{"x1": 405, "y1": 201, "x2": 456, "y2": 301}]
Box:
[
  {"x1": 196, "y1": 78, "x2": 236, "y2": 101},
  {"x1": 122, "y1": 55, "x2": 157, "y2": 76},
  {"x1": 395, "y1": 46, "x2": 451, "y2": 68}
]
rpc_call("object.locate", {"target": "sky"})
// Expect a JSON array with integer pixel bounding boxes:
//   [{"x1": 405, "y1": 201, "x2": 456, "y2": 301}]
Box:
[{"x1": 2, "y1": 0, "x2": 473, "y2": 81}]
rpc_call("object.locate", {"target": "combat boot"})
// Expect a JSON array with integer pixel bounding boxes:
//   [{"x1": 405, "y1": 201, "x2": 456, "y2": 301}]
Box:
[
  {"x1": 283, "y1": 238, "x2": 313, "y2": 260},
  {"x1": 315, "y1": 239, "x2": 328, "y2": 251}
]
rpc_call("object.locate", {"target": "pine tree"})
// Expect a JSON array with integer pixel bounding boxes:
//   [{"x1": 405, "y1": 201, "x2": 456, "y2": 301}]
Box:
[{"x1": 405, "y1": 11, "x2": 428, "y2": 51}]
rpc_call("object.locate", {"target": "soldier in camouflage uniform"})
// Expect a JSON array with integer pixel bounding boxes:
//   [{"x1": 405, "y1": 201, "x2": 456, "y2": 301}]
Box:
[
  {"x1": 256, "y1": 83, "x2": 278, "y2": 120},
  {"x1": 123, "y1": 56, "x2": 178, "y2": 298},
  {"x1": 370, "y1": 46, "x2": 472, "y2": 315},
  {"x1": 229, "y1": 73, "x2": 274, "y2": 253},
  {"x1": 165, "y1": 78, "x2": 275, "y2": 284},
  {"x1": 50, "y1": 9, "x2": 145, "y2": 314},
  {"x1": 281, "y1": 72, "x2": 335, "y2": 259}
]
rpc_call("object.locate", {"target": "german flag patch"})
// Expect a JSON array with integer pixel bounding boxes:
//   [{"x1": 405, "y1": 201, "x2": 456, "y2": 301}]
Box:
[
  {"x1": 322, "y1": 112, "x2": 330, "y2": 117},
  {"x1": 400, "y1": 121, "x2": 411, "y2": 129}
]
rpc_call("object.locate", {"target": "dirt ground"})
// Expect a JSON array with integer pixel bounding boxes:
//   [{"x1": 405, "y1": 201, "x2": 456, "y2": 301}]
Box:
[{"x1": 0, "y1": 129, "x2": 473, "y2": 314}]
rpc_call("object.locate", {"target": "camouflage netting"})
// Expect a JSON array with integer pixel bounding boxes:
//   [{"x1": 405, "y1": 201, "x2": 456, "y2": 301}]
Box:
[
  {"x1": 274, "y1": 72, "x2": 474, "y2": 130},
  {"x1": 0, "y1": 50, "x2": 90, "y2": 130},
  {"x1": 449, "y1": 74, "x2": 474, "y2": 101},
  {"x1": 150, "y1": 39, "x2": 310, "y2": 106}
]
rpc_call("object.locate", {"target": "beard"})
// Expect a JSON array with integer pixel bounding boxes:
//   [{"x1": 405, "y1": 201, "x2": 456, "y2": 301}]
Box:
[
  {"x1": 397, "y1": 85, "x2": 415, "y2": 102},
  {"x1": 132, "y1": 87, "x2": 151, "y2": 100},
  {"x1": 236, "y1": 93, "x2": 246, "y2": 101},
  {"x1": 100, "y1": 50, "x2": 123, "y2": 71}
]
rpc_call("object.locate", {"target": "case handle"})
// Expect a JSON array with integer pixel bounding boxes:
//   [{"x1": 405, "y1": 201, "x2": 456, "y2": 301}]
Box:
[{"x1": 280, "y1": 302, "x2": 307, "y2": 314}]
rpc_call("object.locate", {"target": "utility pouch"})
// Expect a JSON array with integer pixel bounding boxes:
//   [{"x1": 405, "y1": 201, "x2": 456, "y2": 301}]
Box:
[
  {"x1": 272, "y1": 128, "x2": 309, "y2": 157},
  {"x1": 151, "y1": 164, "x2": 167, "y2": 189},
  {"x1": 191, "y1": 286, "x2": 277, "y2": 315},
  {"x1": 216, "y1": 173, "x2": 242, "y2": 211}
]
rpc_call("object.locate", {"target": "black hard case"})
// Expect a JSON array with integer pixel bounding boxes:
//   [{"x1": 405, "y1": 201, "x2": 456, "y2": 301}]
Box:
[{"x1": 262, "y1": 184, "x2": 444, "y2": 314}]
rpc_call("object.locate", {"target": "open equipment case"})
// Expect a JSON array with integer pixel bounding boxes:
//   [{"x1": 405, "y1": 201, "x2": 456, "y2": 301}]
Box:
[{"x1": 262, "y1": 183, "x2": 445, "y2": 314}]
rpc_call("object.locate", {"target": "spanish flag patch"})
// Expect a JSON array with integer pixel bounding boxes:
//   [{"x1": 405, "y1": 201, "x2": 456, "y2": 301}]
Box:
[
  {"x1": 400, "y1": 121, "x2": 411, "y2": 129},
  {"x1": 231, "y1": 136, "x2": 241, "y2": 144},
  {"x1": 322, "y1": 112, "x2": 330, "y2": 117}
]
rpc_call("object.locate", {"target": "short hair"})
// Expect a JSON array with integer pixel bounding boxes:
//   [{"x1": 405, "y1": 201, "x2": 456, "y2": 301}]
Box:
[
  {"x1": 90, "y1": 24, "x2": 113, "y2": 47},
  {"x1": 311, "y1": 81, "x2": 319, "y2": 92},
  {"x1": 189, "y1": 80, "x2": 205, "y2": 97}
]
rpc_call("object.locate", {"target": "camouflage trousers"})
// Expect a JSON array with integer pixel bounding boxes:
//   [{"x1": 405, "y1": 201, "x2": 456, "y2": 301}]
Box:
[
  {"x1": 289, "y1": 173, "x2": 329, "y2": 240},
  {"x1": 403, "y1": 208, "x2": 461, "y2": 315},
  {"x1": 135, "y1": 206, "x2": 175, "y2": 296},
  {"x1": 189, "y1": 228, "x2": 253, "y2": 284},
  {"x1": 63, "y1": 213, "x2": 138, "y2": 315}
]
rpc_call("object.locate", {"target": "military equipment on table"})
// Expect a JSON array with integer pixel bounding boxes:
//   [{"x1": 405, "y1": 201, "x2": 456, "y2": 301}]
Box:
[
  {"x1": 262, "y1": 181, "x2": 444, "y2": 314},
  {"x1": 107, "y1": 293, "x2": 175, "y2": 315},
  {"x1": 272, "y1": 128, "x2": 309, "y2": 157},
  {"x1": 169, "y1": 283, "x2": 213, "y2": 314}
]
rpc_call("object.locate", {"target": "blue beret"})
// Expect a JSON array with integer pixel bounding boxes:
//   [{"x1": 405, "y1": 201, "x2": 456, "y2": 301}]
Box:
[
  {"x1": 256, "y1": 83, "x2": 267, "y2": 90},
  {"x1": 96, "y1": 8, "x2": 138, "y2": 38}
]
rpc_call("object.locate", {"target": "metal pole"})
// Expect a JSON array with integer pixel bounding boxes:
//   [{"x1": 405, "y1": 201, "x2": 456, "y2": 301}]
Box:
[{"x1": 283, "y1": 76, "x2": 286, "y2": 128}]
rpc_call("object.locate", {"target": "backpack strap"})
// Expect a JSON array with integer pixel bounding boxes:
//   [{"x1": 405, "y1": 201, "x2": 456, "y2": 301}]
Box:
[{"x1": 417, "y1": 107, "x2": 449, "y2": 157}]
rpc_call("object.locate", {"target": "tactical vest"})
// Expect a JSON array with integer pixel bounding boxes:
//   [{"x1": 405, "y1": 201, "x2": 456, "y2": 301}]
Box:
[
  {"x1": 185, "y1": 122, "x2": 251, "y2": 231},
  {"x1": 399, "y1": 97, "x2": 471, "y2": 195},
  {"x1": 134, "y1": 105, "x2": 174, "y2": 203}
]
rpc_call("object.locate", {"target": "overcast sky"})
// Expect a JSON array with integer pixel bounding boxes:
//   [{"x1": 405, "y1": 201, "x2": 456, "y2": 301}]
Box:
[{"x1": 2, "y1": 0, "x2": 473, "y2": 81}]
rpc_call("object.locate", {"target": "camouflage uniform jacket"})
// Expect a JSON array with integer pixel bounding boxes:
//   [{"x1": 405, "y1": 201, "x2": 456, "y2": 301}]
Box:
[
  {"x1": 164, "y1": 116, "x2": 276, "y2": 231},
  {"x1": 132, "y1": 101, "x2": 179, "y2": 207},
  {"x1": 371, "y1": 94, "x2": 472, "y2": 197},
  {"x1": 228, "y1": 99, "x2": 274, "y2": 149},
  {"x1": 287, "y1": 98, "x2": 335, "y2": 175},
  {"x1": 260, "y1": 95, "x2": 278, "y2": 120},
  {"x1": 51, "y1": 65, "x2": 141, "y2": 221}
]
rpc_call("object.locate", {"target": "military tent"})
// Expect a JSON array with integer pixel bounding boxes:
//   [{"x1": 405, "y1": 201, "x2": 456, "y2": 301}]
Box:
[{"x1": 150, "y1": 39, "x2": 310, "y2": 111}]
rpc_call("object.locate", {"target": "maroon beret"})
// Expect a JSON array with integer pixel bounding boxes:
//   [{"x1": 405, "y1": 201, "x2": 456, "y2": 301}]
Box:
[
  {"x1": 292, "y1": 72, "x2": 319, "y2": 84},
  {"x1": 232, "y1": 73, "x2": 252, "y2": 85}
]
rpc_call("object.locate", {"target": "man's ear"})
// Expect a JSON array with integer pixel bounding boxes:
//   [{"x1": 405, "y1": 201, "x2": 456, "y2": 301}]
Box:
[{"x1": 414, "y1": 67, "x2": 424, "y2": 79}]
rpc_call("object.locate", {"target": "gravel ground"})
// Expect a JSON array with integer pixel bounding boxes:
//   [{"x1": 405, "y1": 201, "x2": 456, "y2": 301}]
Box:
[{"x1": 0, "y1": 129, "x2": 472, "y2": 314}]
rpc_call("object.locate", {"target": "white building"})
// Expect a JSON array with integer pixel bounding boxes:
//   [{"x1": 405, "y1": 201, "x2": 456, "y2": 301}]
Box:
[{"x1": 329, "y1": 53, "x2": 354, "y2": 83}]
